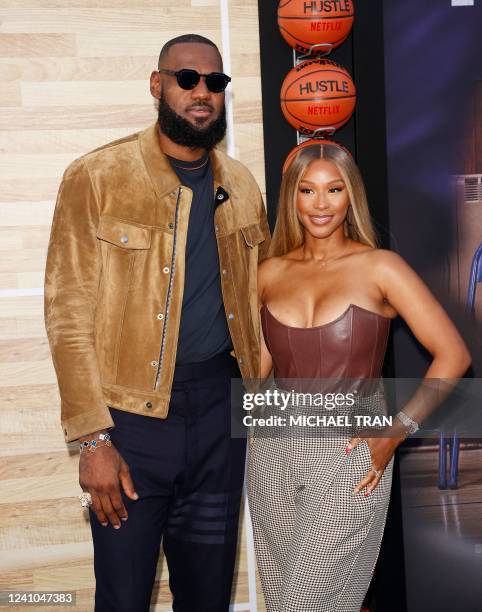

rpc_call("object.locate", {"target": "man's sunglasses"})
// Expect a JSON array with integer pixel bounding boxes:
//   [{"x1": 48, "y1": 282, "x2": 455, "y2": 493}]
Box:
[{"x1": 158, "y1": 68, "x2": 231, "y2": 93}]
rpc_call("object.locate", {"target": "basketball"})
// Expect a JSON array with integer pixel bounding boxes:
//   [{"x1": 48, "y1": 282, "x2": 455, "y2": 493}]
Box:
[
  {"x1": 280, "y1": 58, "x2": 356, "y2": 135},
  {"x1": 278, "y1": 0, "x2": 355, "y2": 55},
  {"x1": 282, "y1": 138, "x2": 352, "y2": 174}
]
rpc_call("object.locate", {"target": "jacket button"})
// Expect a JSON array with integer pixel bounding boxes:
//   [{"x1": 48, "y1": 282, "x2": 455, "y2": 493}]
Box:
[
  {"x1": 168, "y1": 222, "x2": 174, "y2": 229},
  {"x1": 163, "y1": 266, "x2": 170, "y2": 274},
  {"x1": 216, "y1": 193, "x2": 224, "y2": 201},
  {"x1": 120, "y1": 235, "x2": 129, "y2": 244},
  {"x1": 228, "y1": 313, "x2": 234, "y2": 320},
  {"x1": 146, "y1": 402, "x2": 153, "y2": 409},
  {"x1": 150, "y1": 360, "x2": 158, "y2": 367},
  {"x1": 157, "y1": 313, "x2": 164, "y2": 320}
]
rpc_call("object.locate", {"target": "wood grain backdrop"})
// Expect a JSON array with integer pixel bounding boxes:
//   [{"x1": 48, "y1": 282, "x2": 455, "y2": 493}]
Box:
[{"x1": 0, "y1": 1, "x2": 266, "y2": 609}]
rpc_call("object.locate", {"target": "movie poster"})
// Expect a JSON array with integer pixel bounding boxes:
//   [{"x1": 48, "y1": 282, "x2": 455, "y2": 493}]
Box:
[{"x1": 384, "y1": 1, "x2": 482, "y2": 609}]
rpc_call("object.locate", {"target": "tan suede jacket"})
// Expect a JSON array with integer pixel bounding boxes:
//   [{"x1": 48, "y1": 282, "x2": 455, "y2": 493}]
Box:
[{"x1": 44, "y1": 123, "x2": 271, "y2": 442}]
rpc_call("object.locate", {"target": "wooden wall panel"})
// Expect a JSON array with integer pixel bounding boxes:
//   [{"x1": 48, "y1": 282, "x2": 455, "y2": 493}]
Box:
[
  {"x1": 0, "y1": 0, "x2": 266, "y2": 609},
  {"x1": 0, "y1": 33, "x2": 76, "y2": 57}
]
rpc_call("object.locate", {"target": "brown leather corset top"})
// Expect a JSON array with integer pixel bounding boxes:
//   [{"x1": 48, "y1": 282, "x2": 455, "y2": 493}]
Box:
[{"x1": 261, "y1": 303, "x2": 391, "y2": 387}]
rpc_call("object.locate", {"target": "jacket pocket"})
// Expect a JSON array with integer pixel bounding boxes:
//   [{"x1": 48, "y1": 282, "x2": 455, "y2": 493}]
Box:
[
  {"x1": 240, "y1": 222, "x2": 266, "y2": 248},
  {"x1": 96, "y1": 215, "x2": 152, "y2": 289}
]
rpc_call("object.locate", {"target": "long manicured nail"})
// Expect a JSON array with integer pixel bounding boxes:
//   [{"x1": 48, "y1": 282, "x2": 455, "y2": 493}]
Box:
[
  {"x1": 345, "y1": 445, "x2": 352, "y2": 454},
  {"x1": 101, "y1": 522, "x2": 108, "y2": 527}
]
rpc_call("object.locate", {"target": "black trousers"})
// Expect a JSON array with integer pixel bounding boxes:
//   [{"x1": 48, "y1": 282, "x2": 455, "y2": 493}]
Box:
[{"x1": 89, "y1": 351, "x2": 246, "y2": 612}]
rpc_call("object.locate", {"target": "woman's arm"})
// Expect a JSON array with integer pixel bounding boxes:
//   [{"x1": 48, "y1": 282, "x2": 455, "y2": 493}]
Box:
[
  {"x1": 376, "y1": 250, "x2": 471, "y2": 377},
  {"x1": 375, "y1": 249, "x2": 471, "y2": 431},
  {"x1": 351, "y1": 249, "x2": 471, "y2": 495},
  {"x1": 258, "y1": 258, "x2": 274, "y2": 381}
]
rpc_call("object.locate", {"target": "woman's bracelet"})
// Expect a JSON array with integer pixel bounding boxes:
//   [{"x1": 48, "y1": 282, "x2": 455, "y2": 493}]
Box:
[
  {"x1": 79, "y1": 432, "x2": 112, "y2": 453},
  {"x1": 395, "y1": 410, "x2": 420, "y2": 436}
]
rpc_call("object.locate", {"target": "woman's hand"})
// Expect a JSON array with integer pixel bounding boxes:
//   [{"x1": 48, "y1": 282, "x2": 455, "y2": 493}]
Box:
[{"x1": 346, "y1": 430, "x2": 405, "y2": 495}]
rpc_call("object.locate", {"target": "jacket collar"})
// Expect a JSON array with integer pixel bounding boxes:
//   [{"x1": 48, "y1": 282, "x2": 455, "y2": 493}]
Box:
[{"x1": 139, "y1": 122, "x2": 230, "y2": 201}]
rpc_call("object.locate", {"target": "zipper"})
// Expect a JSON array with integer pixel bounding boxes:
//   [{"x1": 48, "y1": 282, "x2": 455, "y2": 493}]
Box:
[{"x1": 154, "y1": 186, "x2": 182, "y2": 390}]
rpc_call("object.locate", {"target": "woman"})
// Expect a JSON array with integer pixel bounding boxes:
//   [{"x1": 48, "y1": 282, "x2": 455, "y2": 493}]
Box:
[{"x1": 246, "y1": 142, "x2": 471, "y2": 612}]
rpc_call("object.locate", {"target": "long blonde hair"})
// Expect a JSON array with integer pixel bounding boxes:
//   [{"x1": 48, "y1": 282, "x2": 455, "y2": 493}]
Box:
[{"x1": 268, "y1": 143, "x2": 378, "y2": 258}]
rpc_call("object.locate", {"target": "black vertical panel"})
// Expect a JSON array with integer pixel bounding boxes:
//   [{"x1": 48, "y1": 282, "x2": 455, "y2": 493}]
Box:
[
  {"x1": 351, "y1": 2, "x2": 391, "y2": 249},
  {"x1": 256, "y1": 1, "x2": 406, "y2": 611},
  {"x1": 351, "y1": 5, "x2": 406, "y2": 612},
  {"x1": 257, "y1": 1, "x2": 355, "y2": 229}
]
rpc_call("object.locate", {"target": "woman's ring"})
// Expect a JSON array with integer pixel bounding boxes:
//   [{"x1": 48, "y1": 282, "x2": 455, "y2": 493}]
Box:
[
  {"x1": 79, "y1": 492, "x2": 93, "y2": 507},
  {"x1": 370, "y1": 467, "x2": 382, "y2": 478}
]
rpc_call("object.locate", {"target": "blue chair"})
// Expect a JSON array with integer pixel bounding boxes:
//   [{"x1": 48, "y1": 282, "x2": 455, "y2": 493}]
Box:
[
  {"x1": 438, "y1": 430, "x2": 460, "y2": 489},
  {"x1": 466, "y1": 243, "x2": 482, "y2": 315},
  {"x1": 438, "y1": 243, "x2": 482, "y2": 489}
]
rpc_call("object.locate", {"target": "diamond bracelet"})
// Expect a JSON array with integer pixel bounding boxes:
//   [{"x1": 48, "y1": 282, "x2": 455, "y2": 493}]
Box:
[
  {"x1": 395, "y1": 410, "x2": 419, "y2": 435},
  {"x1": 79, "y1": 432, "x2": 112, "y2": 453}
]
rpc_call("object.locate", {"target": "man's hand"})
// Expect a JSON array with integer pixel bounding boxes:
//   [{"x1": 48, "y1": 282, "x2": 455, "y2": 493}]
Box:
[{"x1": 79, "y1": 431, "x2": 138, "y2": 528}]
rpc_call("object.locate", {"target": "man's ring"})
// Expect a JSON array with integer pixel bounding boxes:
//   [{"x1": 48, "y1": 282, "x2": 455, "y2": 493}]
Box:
[
  {"x1": 370, "y1": 467, "x2": 382, "y2": 478},
  {"x1": 79, "y1": 492, "x2": 92, "y2": 507}
]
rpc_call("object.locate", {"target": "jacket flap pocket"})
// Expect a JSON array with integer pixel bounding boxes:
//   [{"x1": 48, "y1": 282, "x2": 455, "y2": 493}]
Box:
[
  {"x1": 240, "y1": 222, "x2": 265, "y2": 247},
  {"x1": 96, "y1": 216, "x2": 151, "y2": 249}
]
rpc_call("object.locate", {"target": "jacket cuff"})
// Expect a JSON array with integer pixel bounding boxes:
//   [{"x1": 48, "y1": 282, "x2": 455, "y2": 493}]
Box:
[{"x1": 61, "y1": 406, "x2": 115, "y2": 443}]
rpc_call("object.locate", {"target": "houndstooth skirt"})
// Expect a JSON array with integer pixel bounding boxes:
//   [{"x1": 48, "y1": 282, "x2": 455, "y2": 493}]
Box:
[{"x1": 246, "y1": 384, "x2": 394, "y2": 612}]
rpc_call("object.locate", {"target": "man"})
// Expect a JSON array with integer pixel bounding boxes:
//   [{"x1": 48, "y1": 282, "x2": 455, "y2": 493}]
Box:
[{"x1": 44, "y1": 34, "x2": 270, "y2": 611}]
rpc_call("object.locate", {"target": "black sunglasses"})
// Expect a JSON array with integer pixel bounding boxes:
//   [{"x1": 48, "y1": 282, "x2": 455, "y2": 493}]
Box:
[{"x1": 158, "y1": 68, "x2": 231, "y2": 93}]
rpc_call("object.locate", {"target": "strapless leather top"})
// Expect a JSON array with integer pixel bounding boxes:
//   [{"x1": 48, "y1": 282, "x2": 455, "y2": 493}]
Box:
[{"x1": 261, "y1": 303, "x2": 391, "y2": 383}]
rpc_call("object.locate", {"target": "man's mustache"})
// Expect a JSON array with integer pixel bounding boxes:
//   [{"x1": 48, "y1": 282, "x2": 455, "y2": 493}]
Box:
[{"x1": 186, "y1": 103, "x2": 214, "y2": 112}]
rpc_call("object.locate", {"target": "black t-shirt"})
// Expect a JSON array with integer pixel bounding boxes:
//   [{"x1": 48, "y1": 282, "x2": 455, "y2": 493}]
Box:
[{"x1": 166, "y1": 152, "x2": 233, "y2": 364}]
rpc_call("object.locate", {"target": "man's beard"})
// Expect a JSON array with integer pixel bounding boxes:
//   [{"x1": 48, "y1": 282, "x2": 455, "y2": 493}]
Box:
[{"x1": 157, "y1": 94, "x2": 227, "y2": 151}]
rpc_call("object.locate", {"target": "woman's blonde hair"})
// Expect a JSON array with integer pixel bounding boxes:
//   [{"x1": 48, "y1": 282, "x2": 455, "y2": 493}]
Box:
[{"x1": 268, "y1": 143, "x2": 378, "y2": 258}]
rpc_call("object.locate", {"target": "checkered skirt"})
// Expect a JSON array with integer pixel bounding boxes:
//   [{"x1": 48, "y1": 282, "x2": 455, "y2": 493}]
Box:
[{"x1": 246, "y1": 386, "x2": 394, "y2": 612}]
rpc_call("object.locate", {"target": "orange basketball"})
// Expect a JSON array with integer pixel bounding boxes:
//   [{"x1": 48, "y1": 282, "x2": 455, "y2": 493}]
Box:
[
  {"x1": 280, "y1": 58, "x2": 356, "y2": 135},
  {"x1": 278, "y1": 0, "x2": 355, "y2": 55},
  {"x1": 282, "y1": 138, "x2": 352, "y2": 174}
]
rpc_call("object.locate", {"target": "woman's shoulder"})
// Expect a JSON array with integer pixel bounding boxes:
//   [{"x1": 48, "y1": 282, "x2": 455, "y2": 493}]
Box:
[
  {"x1": 356, "y1": 246, "x2": 405, "y2": 267},
  {"x1": 346, "y1": 247, "x2": 411, "y2": 287},
  {"x1": 258, "y1": 252, "x2": 299, "y2": 292},
  {"x1": 360, "y1": 248, "x2": 416, "y2": 290},
  {"x1": 258, "y1": 255, "x2": 288, "y2": 277},
  {"x1": 259, "y1": 245, "x2": 303, "y2": 271}
]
